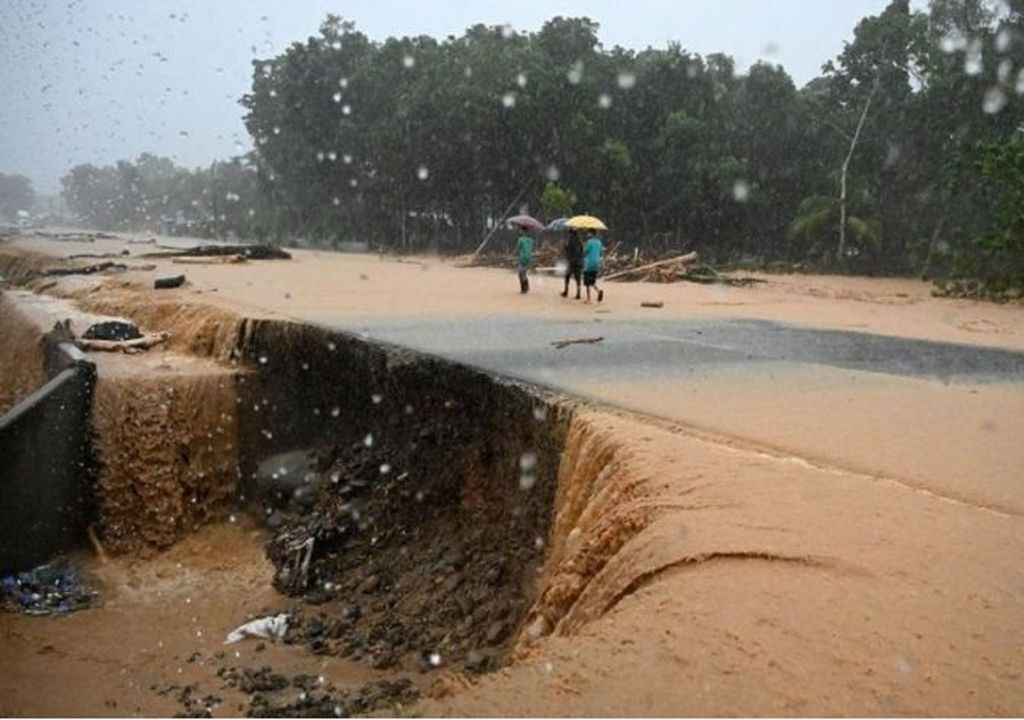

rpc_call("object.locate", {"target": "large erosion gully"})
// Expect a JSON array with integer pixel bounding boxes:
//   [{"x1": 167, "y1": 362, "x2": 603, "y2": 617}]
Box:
[{"x1": 2, "y1": 304, "x2": 581, "y2": 672}]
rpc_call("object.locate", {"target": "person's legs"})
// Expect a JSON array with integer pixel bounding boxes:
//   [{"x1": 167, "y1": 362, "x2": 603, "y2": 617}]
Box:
[
  {"x1": 519, "y1": 266, "x2": 529, "y2": 293},
  {"x1": 561, "y1": 268, "x2": 570, "y2": 297},
  {"x1": 573, "y1": 265, "x2": 582, "y2": 299},
  {"x1": 583, "y1": 271, "x2": 596, "y2": 302}
]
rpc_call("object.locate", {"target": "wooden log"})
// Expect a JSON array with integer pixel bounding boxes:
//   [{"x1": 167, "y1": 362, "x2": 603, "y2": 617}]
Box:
[
  {"x1": 551, "y1": 336, "x2": 604, "y2": 350},
  {"x1": 603, "y1": 252, "x2": 698, "y2": 281}
]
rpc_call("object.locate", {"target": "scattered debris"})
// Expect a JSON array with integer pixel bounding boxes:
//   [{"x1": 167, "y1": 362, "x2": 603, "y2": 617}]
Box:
[
  {"x1": 172, "y1": 255, "x2": 247, "y2": 265},
  {"x1": 225, "y1": 614, "x2": 290, "y2": 645},
  {"x1": 77, "y1": 331, "x2": 170, "y2": 354},
  {"x1": 43, "y1": 261, "x2": 127, "y2": 277},
  {"x1": 551, "y1": 336, "x2": 604, "y2": 349},
  {"x1": 145, "y1": 244, "x2": 291, "y2": 261},
  {"x1": 0, "y1": 560, "x2": 100, "y2": 616},
  {"x1": 68, "y1": 251, "x2": 130, "y2": 259},
  {"x1": 603, "y1": 252, "x2": 699, "y2": 281},
  {"x1": 155, "y1": 274, "x2": 186, "y2": 289}
]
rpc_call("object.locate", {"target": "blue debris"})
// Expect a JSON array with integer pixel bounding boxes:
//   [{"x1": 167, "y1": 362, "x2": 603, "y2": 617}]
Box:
[{"x1": 0, "y1": 560, "x2": 100, "y2": 616}]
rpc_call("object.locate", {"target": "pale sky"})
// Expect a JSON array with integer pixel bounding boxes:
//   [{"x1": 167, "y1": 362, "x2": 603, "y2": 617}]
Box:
[{"x1": 0, "y1": 0, "x2": 900, "y2": 194}]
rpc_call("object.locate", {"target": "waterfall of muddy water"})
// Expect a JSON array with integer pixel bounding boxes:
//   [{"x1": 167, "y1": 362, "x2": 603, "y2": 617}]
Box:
[
  {"x1": 516, "y1": 411, "x2": 657, "y2": 645},
  {"x1": 0, "y1": 294, "x2": 45, "y2": 414},
  {"x1": 90, "y1": 354, "x2": 242, "y2": 552}
]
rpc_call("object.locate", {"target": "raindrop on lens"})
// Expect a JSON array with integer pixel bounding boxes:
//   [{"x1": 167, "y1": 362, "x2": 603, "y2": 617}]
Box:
[
  {"x1": 617, "y1": 72, "x2": 636, "y2": 89},
  {"x1": 403, "y1": 55, "x2": 415, "y2": 68},
  {"x1": 417, "y1": 165, "x2": 429, "y2": 180},
  {"x1": 379, "y1": 463, "x2": 391, "y2": 475},
  {"x1": 502, "y1": 92, "x2": 516, "y2": 108},
  {"x1": 364, "y1": 433, "x2": 374, "y2": 447},
  {"x1": 598, "y1": 93, "x2": 612, "y2": 109},
  {"x1": 733, "y1": 180, "x2": 750, "y2": 202},
  {"x1": 516, "y1": 73, "x2": 527, "y2": 87},
  {"x1": 983, "y1": 86, "x2": 1007, "y2": 114}
]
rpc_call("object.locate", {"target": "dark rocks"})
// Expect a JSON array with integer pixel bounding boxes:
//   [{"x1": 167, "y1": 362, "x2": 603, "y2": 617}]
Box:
[
  {"x1": 154, "y1": 274, "x2": 185, "y2": 289},
  {"x1": 485, "y1": 620, "x2": 509, "y2": 646},
  {"x1": 82, "y1": 321, "x2": 142, "y2": 342}
]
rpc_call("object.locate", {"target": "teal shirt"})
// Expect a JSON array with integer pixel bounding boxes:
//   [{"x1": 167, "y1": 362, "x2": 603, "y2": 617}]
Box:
[
  {"x1": 583, "y1": 236, "x2": 603, "y2": 273},
  {"x1": 517, "y1": 235, "x2": 534, "y2": 267}
]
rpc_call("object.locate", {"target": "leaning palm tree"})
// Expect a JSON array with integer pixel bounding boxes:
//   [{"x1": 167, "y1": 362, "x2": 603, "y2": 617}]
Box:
[{"x1": 787, "y1": 191, "x2": 879, "y2": 264}]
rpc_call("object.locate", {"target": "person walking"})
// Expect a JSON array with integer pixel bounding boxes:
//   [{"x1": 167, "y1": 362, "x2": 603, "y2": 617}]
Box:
[
  {"x1": 516, "y1": 226, "x2": 534, "y2": 293},
  {"x1": 560, "y1": 229, "x2": 583, "y2": 299},
  {"x1": 582, "y1": 229, "x2": 604, "y2": 303}
]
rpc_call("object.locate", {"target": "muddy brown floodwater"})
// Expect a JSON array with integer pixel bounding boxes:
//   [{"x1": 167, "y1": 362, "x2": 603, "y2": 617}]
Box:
[{"x1": 1, "y1": 231, "x2": 1024, "y2": 716}]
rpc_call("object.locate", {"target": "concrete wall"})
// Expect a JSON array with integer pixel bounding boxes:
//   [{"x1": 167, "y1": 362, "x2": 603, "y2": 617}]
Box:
[{"x1": 0, "y1": 341, "x2": 96, "y2": 575}]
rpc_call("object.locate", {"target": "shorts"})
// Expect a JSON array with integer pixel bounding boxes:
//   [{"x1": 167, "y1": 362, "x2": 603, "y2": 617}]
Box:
[
  {"x1": 583, "y1": 271, "x2": 598, "y2": 286},
  {"x1": 565, "y1": 262, "x2": 582, "y2": 281}
]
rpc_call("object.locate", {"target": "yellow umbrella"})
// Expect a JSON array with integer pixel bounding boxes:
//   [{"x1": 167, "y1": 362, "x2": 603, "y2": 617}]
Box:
[{"x1": 566, "y1": 215, "x2": 608, "y2": 231}]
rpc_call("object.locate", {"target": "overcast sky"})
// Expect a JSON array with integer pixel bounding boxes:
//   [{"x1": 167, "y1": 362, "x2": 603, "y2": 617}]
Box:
[{"x1": 0, "y1": 0, "x2": 901, "y2": 194}]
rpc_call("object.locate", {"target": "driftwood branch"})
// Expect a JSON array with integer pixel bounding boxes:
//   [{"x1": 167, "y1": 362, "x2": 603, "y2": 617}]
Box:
[
  {"x1": 551, "y1": 336, "x2": 604, "y2": 349},
  {"x1": 603, "y1": 252, "x2": 698, "y2": 281}
]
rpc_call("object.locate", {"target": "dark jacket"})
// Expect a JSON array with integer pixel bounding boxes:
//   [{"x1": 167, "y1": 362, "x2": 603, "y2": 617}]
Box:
[{"x1": 565, "y1": 233, "x2": 584, "y2": 265}]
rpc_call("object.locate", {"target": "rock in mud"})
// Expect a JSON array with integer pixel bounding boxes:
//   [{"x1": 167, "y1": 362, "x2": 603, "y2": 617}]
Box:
[{"x1": 154, "y1": 274, "x2": 186, "y2": 289}]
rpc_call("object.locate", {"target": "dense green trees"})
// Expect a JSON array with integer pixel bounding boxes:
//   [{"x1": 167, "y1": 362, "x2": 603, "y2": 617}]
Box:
[{"x1": 58, "y1": 0, "x2": 1023, "y2": 291}]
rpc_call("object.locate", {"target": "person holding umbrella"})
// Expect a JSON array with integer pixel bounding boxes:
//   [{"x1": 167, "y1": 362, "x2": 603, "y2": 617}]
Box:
[
  {"x1": 567, "y1": 215, "x2": 608, "y2": 303},
  {"x1": 508, "y1": 214, "x2": 543, "y2": 294}
]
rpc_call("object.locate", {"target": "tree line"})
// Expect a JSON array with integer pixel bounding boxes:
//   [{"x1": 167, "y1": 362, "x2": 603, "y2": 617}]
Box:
[{"x1": 55, "y1": 0, "x2": 1024, "y2": 292}]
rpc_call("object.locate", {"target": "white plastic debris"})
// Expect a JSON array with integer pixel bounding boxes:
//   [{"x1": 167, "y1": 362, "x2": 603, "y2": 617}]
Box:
[{"x1": 224, "y1": 613, "x2": 289, "y2": 644}]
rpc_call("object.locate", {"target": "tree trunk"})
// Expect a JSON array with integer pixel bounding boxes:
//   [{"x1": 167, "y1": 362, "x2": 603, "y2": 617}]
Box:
[{"x1": 838, "y1": 79, "x2": 879, "y2": 263}]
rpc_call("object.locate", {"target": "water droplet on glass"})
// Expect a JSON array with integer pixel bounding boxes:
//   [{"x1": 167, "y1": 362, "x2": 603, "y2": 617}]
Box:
[
  {"x1": 338, "y1": 77, "x2": 349, "y2": 88},
  {"x1": 534, "y1": 535, "x2": 545, "y2": 550},
  {"x1": 567, "y1": 61, "x2": 584, "y2": 85},
  {"x1": 516, "y1": 73, "x2": 527, "y2": 88},
  {"x1": 342, "y1": 104, "x2": 352, "y2": 116},
  {"x1": 330, "y1": 470, "x2": 341, "y2": 484},
  {"x1": 545, "y1": 165, "x2": 561, "y2": 181},
  {"x1": 965, "y1": 39, "x2": 983, "y2": 76},
  {"x1": 502, "y1": 92, "x2": 516, "y2": 108},
  {"x1": 331, "y1": 39, "x2": 342, "y2": 50},
  {"x1": 229, "y1": 514, "x2": 236, "y2": 523},
  {"x1": 616, "y1": 72, "x2": 636, "y2": 90},
  {"x1": 417, "y1": 165, "x2": 429, "y2": 180},
  {"x1": 332, "y1": 92, "x2": 342, "y2": 103},
  {"x1": 343, "y1": 153, "x2": 353, "y2": 164},
  {"x1": 402, "y1": 55, "x2": 415, "y2": 68},
  {"x1": 501, "y1": 24, "x2": 515, "y2": 39},
  {"x1": 520, "y1": 473, "x2": 537, "y2": 491},
  {"x1": 733, "y1": 180, "x2": 750, "y2": 202},
  {"x1": 995, "y1": 29, "x2": 1012, "y2": 53},
  {"x1": 983, "y1": 86, "x2": 1007, "y2": 114},
  {"x1": 379, "y1": 463, "x2": 391, "y2": 475},
  {"x1": 328, "y1": 151, "x2": 337, "y2": 161},
  {"x1": 997, "y1": 59, "x2": 1013, "y2": 85},
  {"x1": 331, "y1": 406, "x2": 340, "y2": 417},
  {"x1": 533, "y1": 406, "x2": 547, "y2": 422},
  {"x1": 464, "y1": 66, "x2": 473, "y2": 78},
  {"x1": 272, "y1": 126, "x2": 280, "y2": 135},
  {"x1": 519, "y1": 452, "x2": 537, "y2": 472},
  {"x1": 332, "y1": 197, "x2": 340, "y2": 206},
  {"x1": 1016, "y1": 68, "x2": 1024, "y2": 95},
  {"x1": 429, "y1": 652, "x2": 442, "y2": 666},
  {"x1": 364, "y1": 433, "x2": 374, "y2": 447},
  {"x1": 598, "y1": 93, "x2": 612, "y2": 109},
  {"x1": 258, "y1": 355, "x2": 268, "y2": 364}
]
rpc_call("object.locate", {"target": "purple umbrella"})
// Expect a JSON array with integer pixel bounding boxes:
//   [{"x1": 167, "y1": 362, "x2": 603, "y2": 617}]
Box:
[{"x1": 507, "y1": 214, "x2": 544, "y2": 231}]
